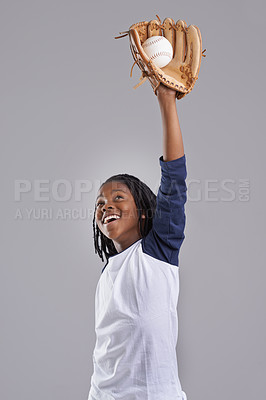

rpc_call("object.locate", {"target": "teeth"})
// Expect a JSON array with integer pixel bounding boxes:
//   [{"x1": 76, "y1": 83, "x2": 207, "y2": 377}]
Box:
[{"x1": 104, "y1": 214, "x2": 121, "y2": 224}]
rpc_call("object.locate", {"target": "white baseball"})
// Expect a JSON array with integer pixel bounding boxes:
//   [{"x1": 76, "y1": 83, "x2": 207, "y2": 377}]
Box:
[{"x1": 142, "y1": 36, "x2": 173, "y2": 68}]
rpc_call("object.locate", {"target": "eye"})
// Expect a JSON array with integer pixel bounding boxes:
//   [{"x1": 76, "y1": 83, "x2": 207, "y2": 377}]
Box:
[{"x1": 96, "y1": 195, "x2": 123, "y2": 207}]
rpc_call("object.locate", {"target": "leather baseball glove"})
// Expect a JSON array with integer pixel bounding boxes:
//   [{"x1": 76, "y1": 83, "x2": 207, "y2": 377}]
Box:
[{"x1": 115, "y1": 15, "x2": 206, "y2": 100}]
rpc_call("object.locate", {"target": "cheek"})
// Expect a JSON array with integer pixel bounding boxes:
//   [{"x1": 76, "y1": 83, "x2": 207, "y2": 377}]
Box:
[
  {"x1": 95, "y1": 209, "x2": 102, "y2": 224},
  {"x1": 122, "y1": 207, "x2": 139, "y2": 221}
]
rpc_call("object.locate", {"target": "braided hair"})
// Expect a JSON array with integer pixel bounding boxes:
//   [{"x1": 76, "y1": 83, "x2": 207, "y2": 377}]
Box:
[{"x1": 93, "y1": 173, "x2": 157, "y2": 263}]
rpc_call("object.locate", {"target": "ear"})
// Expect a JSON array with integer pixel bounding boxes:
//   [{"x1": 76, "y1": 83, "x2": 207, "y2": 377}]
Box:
[{"x1": 141, "y1": 214, "x2": 146, "y2": 219}]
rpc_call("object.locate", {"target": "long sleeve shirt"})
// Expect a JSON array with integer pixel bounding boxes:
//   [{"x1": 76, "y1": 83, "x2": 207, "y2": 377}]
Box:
[{"x1": 88, "y1": 154, "x2": 188, "y2": 400}]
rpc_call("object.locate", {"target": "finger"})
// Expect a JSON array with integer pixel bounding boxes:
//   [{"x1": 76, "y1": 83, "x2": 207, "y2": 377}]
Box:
[
  {"x1": 174, "y1": 20, "x2": 187, "y2": 63},
  {"x1": 162, "y1": 18, "x2": 176, "y2": 50},
  {"x1": 184, "y1": 24, "x2": 202, "y2": 77},
  {"x1": 148, "y1": 19, "x2": 161, "y2": 37},
  {"x1": 129, "y1": 28, "x2": 149, "y2": 65},
  {"x1": 129, "y1": 21, "x2": 148, "y2": 45}
]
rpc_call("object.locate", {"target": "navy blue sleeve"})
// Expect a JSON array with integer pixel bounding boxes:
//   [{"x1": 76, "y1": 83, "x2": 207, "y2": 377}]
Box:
[{"x1": 141, "y1": 154, "x2": 187, "y2": 267}]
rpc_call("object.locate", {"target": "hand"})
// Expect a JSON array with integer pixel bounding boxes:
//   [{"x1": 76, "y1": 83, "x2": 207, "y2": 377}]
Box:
[{"x1": 156, "y1": 84, "x2": 177, "y2": 103}]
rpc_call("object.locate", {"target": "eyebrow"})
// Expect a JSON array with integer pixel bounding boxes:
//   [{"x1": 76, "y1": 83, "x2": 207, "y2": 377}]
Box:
[{"x1": 96, "y1": 189, "x2": 127, "y2": 200}]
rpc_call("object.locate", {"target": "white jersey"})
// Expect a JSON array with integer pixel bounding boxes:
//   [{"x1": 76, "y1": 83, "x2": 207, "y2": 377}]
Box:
[{"x1": 88, "y1": 155, "x2": 188, "y2": 400}]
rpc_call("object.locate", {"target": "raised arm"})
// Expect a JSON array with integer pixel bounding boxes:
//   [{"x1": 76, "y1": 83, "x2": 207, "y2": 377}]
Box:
[
  {"x1": 157, "y1": 85, "x2": 184, "y2": 161},
  {"x1": 141, "y1": 84, "x2": 187, "y2": 267}
]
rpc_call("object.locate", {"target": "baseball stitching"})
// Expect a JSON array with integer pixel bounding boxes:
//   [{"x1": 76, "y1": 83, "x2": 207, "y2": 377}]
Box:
[
  {"x1": 150, "y1": 51, "x2": 172, "y2": 60},
  {"x1": 143, "y1": 37, "x2": 165, "y2": 48}
]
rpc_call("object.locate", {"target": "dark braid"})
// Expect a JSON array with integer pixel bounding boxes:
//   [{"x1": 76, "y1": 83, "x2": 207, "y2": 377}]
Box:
[{"x1": 92, "y1": 173, "x2": 157, "y2": 263}]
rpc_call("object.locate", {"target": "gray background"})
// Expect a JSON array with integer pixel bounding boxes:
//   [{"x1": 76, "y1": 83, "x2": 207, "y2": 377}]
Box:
[{"x1": 1, "y1": 0, "x2": 265, "y2": 399}]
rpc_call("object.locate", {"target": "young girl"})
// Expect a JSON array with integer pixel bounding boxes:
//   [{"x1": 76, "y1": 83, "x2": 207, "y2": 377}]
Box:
[{"x1": 88, "y1": 84, "x2": 188, "y2": 400}]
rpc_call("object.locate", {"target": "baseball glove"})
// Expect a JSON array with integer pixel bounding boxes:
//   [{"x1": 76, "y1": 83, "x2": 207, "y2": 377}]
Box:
[{"x1": 115, "y1": 15, "x2": 206, "y2": 100}]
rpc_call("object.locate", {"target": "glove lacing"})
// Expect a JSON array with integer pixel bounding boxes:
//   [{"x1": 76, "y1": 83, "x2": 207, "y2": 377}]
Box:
[{"x1": 114, "y1": 15, "x2": 206, "y2": 94}]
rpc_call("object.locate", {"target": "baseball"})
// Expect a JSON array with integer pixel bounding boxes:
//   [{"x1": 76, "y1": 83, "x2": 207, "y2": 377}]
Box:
[{"x1": 142, "y1": 36, "x2": 173, "y2": 68}]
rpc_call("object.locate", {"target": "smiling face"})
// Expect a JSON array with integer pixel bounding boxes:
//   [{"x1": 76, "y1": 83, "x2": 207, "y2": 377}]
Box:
[{"x1": 95, "y1": 180, "x2": 145, "y2": 253}]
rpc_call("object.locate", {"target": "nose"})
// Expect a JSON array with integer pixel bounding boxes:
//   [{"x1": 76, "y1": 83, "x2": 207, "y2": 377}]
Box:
[{"x1": 102, "y1": 203, "x2": 114, "y2": 212}]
